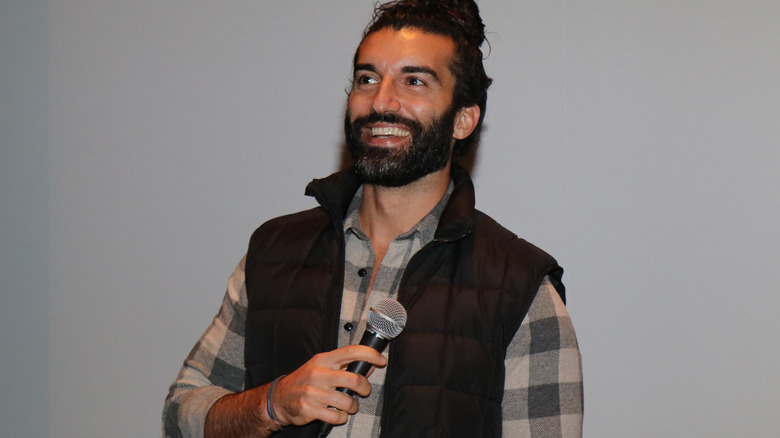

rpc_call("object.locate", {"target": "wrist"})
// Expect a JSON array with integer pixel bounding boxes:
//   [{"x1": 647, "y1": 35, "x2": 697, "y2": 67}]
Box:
[{"x1": 265, "y1": 375, "x2": 287, "y2": 431}]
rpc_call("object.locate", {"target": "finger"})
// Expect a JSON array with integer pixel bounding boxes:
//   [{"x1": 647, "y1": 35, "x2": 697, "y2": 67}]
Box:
[
  {"x1": 283, "y1": 385, "x2": 358, "y2": 425},
  {"x1": 328, "y1": 370, "x2": 374, "y2": 397},
  {"x1": 322, "y1": 388, "x2": 362, "y2": 414},
  {"x1": 326, "y1": 345, "x2": 388, "y2": 368},
  {"x1": 318, "y1": 404, "x2": 352, "y2": 426}
]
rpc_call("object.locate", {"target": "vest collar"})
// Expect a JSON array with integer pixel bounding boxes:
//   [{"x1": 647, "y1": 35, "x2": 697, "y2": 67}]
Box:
[{"x1": 304, "y1": 164, "x2": 476, "y2": 242}]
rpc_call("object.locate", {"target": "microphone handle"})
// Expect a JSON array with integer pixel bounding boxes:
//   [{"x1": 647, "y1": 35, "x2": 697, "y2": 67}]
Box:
[
  {"x1": 316, "y1": 423, "x2": 335, "y2": 438},
  {"x1": 315, "y1": 331, "x2": 390, "y2": 437}
]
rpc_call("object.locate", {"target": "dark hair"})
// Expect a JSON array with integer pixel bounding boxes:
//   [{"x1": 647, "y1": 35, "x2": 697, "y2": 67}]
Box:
[{"x1": 353, "y1": 0, "x2": 493, "y2": 158}]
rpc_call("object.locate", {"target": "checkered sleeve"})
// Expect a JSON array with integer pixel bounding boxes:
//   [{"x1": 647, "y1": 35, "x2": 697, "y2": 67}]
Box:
[
  {"x1": 503, "y1": 276, "x2": 583, "y2": 437},
  {"x1": 162, "y1": 256, "x2": 249, "y2": 438}
]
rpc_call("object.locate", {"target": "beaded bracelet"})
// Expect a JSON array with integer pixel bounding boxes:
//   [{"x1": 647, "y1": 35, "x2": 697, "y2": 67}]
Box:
[{"x1": 266, "y1": 375, "x2": 287, "y2": 429}]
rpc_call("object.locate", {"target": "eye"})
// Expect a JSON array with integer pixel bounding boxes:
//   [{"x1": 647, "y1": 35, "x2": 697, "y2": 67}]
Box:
[
  {"x1": 355, "y1": 74, "x2": 378, "y2": 86},
  {"x1": 405, "y1": 76, "x2": 426, "y2": 86}
]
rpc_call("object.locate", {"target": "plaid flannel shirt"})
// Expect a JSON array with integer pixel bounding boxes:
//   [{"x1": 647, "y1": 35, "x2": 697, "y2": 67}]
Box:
[{"x1": 163, "y1": 186, "x2": 583, "y2": 437}]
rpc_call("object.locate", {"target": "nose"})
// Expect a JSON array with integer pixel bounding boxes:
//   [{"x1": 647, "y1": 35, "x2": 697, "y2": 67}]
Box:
[{"x1": 371, "y1": 79, "x2": 401, "y2": 114}]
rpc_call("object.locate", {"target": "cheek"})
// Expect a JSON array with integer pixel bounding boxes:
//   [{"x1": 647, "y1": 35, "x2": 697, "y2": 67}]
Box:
[
  {"x1": 404, "y1": 103, "x2": 440, "y2": 126},
  {"x1": 347, "y1": 94, "x2": 369, "y2": 118},
  {"x1": 404, "y1": 93, "x2": 452, "y2": 119}
]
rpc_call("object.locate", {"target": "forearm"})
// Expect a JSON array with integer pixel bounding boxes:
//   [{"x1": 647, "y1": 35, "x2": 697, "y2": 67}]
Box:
[{"x1": 205, "y1": 383, "x2": 281, "y2": 438}]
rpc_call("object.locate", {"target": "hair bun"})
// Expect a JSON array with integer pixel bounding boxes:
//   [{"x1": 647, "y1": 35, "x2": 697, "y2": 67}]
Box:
[
  {"x1": 422, "y1": 0, "x2": 486, "y2": 47},
  {"x1": 368, "y1": 0, "x2": 487, "y2": 49}
]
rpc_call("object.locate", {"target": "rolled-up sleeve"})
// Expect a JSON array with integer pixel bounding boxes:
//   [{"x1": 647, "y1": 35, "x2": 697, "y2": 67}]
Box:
[
  {"x1": 162, "y1": 256, "x2": 250, "y2": 438},
  {"x1": 503, "y1": 276, "x2": 584, "y2": 438}
]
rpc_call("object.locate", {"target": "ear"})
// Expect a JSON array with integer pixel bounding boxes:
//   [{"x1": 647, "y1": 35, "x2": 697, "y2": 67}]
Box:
[{"x1": 452, "y1": 104, "x2": 480, "y2": 140}]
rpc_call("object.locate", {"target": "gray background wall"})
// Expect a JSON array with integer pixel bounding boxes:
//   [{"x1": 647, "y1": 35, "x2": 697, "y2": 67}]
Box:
[{"x1": 2, "y1": 1, "x2": 779, "y2": 437}]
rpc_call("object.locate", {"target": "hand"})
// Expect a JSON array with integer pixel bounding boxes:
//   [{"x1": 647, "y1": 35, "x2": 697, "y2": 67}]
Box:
[{"x1": 270, "y1": 345, "x2": 388, "y2": 426}]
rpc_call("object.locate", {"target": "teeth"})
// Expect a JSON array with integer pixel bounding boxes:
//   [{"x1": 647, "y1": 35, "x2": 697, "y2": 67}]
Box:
[{"x1": 371, "y1": 126, "x2": 411, "y2": 137}]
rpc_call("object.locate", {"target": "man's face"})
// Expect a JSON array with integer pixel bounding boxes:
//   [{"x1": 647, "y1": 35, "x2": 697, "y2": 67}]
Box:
[{"x1": 344, "y1": 28, "x2": 462, "y2": 187}]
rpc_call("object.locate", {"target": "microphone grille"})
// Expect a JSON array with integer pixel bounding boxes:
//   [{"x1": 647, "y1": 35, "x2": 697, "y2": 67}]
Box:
[{"x1": 367, "y1": 298, "x2": 407, "y2": 340}]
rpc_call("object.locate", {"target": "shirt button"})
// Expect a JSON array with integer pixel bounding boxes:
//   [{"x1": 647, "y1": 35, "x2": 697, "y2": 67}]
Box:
[
  {"x1": 343, "y1": 322, "x2": 353, "y2": 331},
  {"x1": 357, "y1": 268, "x2": 368, "y2": 277}
]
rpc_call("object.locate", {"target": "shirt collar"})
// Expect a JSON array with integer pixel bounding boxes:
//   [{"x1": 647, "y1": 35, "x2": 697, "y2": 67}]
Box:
[{"x1": 343, "y1": 181, "x2": 455, "y2": 245}]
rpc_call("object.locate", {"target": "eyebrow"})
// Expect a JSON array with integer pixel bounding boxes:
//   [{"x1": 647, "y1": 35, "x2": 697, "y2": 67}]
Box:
[
  {"x1": 354, "y1": 63, "x2": 441, "y2": 83},
  {"x1": 401, "y1": 66, "x2": 440, "y2": 82},
  {"x1": 354, "y1": 63, "x2": 377, "y2": 75}
]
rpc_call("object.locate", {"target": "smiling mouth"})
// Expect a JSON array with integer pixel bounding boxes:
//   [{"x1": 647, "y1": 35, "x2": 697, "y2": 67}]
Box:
[{"x1": 371, "y1": 126, "x2": 411, "y2": 138}]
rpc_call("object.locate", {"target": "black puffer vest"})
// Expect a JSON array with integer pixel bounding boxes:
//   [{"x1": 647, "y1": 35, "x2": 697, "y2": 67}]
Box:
[{"x1": 244, "y1": 165, "x2": 565, "y2": 437}]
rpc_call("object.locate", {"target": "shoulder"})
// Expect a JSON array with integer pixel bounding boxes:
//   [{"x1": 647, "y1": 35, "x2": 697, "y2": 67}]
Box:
[
  {"x1": 471, "y1": 209, "x2": 557, "y2": 266},
  {"x1": 252, "y1": 207, "x2": 329, "y2": 237},
  {"x1": 470, "y1": 209, "x2": 565, "y2": 302},
  {"x1": 247, "y1": 207, "x2": 332, "y2": 263}
]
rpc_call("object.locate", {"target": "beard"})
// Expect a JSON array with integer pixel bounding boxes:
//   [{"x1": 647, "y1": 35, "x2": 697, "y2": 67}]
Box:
[{"x1": 344, "y1": 105, "x2": 458, "y2": 187}]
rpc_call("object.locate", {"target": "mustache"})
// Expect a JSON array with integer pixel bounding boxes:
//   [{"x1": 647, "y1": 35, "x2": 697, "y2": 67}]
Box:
[{"x1": 349, "y1": 111, "x2": 423, "y2": 133}]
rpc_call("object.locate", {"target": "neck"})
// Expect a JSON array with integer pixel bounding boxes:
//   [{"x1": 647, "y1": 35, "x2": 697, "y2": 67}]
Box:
[{"x1": 358, "y1": 164, "x2": 451, "y2": 246}]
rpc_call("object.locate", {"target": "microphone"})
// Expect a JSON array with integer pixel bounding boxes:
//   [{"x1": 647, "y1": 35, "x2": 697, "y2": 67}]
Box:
[{"x1": 315, "y1": 298, "x2": 407, "y2": 438}]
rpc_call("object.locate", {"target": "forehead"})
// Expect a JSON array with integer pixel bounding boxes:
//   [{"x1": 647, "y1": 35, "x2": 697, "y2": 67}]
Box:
[{"x1": 356, "y1": 27, "x2": 456, "y2": 78}]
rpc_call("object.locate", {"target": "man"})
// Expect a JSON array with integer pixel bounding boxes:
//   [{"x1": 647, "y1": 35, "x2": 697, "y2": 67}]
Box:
[{"x1": 163, "y1": 1, "x2": 582, "y2": 437}]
